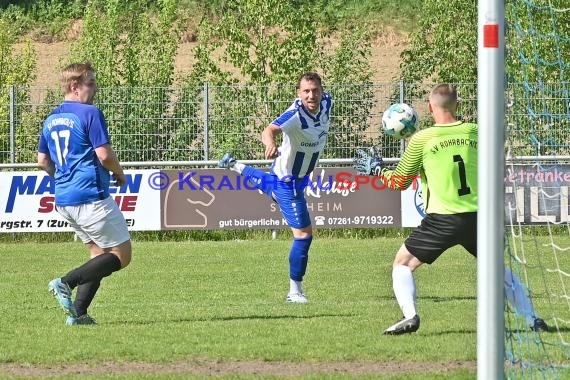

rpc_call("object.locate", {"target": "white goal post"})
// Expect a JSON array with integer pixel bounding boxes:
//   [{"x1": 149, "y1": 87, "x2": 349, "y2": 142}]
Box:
[{"x1": 477, "y1": 0, "x2": 505, "y2": 379}]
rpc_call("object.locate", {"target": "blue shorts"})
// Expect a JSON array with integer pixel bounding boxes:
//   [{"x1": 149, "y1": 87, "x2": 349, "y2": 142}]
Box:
[{"x1": 259, "y1": 173, "x2": 311, "y2": 229}]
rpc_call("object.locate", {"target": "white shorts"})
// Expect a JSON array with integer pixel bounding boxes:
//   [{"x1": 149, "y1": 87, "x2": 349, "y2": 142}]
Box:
[{"x1": 56, "y1": 196, "x2": 131, "y2": 248}]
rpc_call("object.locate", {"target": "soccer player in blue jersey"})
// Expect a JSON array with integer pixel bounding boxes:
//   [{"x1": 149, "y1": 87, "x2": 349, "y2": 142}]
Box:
[
  {"x1": 219, "y1": 72, "x2": 332, "y2": 303},
  {"x1": 38, "y1": 62, "x2": 132, "y2": 325}
]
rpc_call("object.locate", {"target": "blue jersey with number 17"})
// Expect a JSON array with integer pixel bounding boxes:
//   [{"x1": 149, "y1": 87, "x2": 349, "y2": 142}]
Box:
[
  {"x1": 271, "y1": 92, "x2": 332, "y2": 179},
  {"x1": 38, "y1": 101, "x2": 111, "y2": 206}
]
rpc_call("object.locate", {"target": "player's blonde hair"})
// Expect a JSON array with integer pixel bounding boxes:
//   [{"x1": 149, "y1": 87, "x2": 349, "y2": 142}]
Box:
[
  {"x1": 429, "y1": 84, "x2": 458, "y2": 112},
  {"x1": 61, "y1": 62, "x2": 95, "y2": 94}
]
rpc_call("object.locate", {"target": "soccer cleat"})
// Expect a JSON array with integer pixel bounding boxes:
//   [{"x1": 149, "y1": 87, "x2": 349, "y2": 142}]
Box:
[
  {"x1": 383, "y1": 315, "x2": 420, "y2": 335},
  {"x1": 286, "y1": 293, "x2": 308, "y2": 304},
  {"x1": 218, "y1": 153, "x2": 236, "y2": 169},
  {"x1": 66, "y1": 314, "x2": 97, "y2": 326},
  {"x1": 48, "y1": 278, "x2": 78, "y2": 318},
  {"x1": 531, "y1": 317, "x2": 548, "y2": 332}
]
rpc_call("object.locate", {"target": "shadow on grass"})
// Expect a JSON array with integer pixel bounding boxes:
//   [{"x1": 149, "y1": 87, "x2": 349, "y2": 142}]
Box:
[
  {"x1": 376, "y1": 295, "x2": 477, "y2": 302},
  {"x1": 106, "y1": 312, "x2": 357, "y2": 326},
  {"x1": 419, "y1": 328, "x2": 477, "y2": 336},
  {"x1": 505, "y1": 326, "x2": 570, "y2": 334}
]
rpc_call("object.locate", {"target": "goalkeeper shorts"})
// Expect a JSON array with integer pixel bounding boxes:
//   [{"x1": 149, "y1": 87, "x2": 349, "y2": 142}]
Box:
[{"x1": 404, "y1": 212, "x2": 477, "y2": 264}]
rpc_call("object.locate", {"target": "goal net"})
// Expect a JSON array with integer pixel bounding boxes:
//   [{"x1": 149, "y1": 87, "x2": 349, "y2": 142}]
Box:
[{"x1": 504, "y1": 0, "x2": 570, "y2": 377}]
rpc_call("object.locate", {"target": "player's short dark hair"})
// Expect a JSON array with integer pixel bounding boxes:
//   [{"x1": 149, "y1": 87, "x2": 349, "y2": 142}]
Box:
[
  {"x1": 430, "y1": 84, "x2": 458, "y2": 101},
  {"x1": 297, "y1": 72, "x2": 322, "y2": 89},
  {"x1": 429, "y1": 84, "x2": 458, "y2": 111}
]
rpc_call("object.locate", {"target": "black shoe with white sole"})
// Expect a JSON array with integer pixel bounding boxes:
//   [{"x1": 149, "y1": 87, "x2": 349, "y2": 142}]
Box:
[{"x1": 383, "y1": 315, "x2": 420, "y2": 335}]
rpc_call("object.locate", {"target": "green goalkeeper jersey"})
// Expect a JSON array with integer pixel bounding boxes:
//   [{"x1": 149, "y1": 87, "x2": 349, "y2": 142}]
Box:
[{"x1": 380, "y1": 120, "x2": 478, "y2": 214}]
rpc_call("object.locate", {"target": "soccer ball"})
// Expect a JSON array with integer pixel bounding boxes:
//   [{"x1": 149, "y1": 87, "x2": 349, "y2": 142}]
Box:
[{"x1": 382, "y1": 103, "x2": 419, "y2": 139}]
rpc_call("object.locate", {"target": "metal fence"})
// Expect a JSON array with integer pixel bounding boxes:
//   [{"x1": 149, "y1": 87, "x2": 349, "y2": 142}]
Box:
[{"x1": 1, "y1": 82, "x2": 569, "y2": 167}]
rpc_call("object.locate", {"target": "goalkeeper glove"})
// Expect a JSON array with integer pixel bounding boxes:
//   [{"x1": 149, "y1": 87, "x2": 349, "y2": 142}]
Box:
[{"x1": 352, "y1": 146, "x2": 384, "y2": 176}]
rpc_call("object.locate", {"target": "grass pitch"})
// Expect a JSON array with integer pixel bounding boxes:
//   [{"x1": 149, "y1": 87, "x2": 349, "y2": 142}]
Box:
[{"x1": 0, "y1": 236, "x2": 511, "y2": 379}]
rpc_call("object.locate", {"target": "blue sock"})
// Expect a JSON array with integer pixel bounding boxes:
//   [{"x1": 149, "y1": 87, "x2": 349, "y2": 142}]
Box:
[{"x1": 289, "y1": 236, "x2": 313, "y2": 281}]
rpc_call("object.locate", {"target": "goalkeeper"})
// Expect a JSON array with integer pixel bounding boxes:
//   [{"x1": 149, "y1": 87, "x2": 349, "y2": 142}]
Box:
[{"x1": 354, "y1": 84, "x2": 548, "y2": 335}]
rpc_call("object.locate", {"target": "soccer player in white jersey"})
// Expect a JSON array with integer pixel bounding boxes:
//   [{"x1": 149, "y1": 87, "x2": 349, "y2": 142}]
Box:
[
  {"x1": 219, "y1": 72, "x2": 332, "y2": 303},
  {"x1": 38, "y1": 62, "x2": 132, "y2": 325}
]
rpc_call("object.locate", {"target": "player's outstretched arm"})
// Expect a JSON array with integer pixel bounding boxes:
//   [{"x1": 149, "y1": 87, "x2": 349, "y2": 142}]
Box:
[{"x1": 380, "y1": 133, "x2": 425, "y2": 190}]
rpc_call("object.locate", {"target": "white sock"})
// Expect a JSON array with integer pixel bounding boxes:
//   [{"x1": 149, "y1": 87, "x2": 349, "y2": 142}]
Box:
[
  {"x1": 392, "y1": 264, "x2": 417, "y2": 319},
  {"x1": 504, "y1": 268, "x2": 536, "y2": 324},
  {"x1": 230, "y1": 162, "x2": 245, "y2": 174},
  {"x1": 290, "y1": 279, "x2": 303, "y2": 295}
]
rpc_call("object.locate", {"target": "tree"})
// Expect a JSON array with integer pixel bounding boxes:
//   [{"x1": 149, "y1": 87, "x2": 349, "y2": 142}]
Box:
[
  {"x1": 397, "y1": 0, "x2": 570, "y2": 156},
  {"x1": 185, "y1": 0, "x2": 375, "y2": 159},
  {"x1": 66, "y1": 0, "x2": 182, "y2": 162},
  {"x1": 398, "y1": 0, "x2": 568, "y2": 86},
  {"x1": 0, "y1": 19, "x2": 36, "y2": 163},
  {"x1": 505, "y1": 0, "x2": 570, "y2": 155},
  {"x1": 398, "y1": 0, "x2": 477, "y2": 86}
]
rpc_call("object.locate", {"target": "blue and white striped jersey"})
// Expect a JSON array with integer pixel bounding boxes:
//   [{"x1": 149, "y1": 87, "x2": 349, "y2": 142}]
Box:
[
  {"x1": 271, "y1": 92, "x2": 332, "y2": 179},
  {"x1": 38, "y1": 101, "x2": 111, "y2": 206}
]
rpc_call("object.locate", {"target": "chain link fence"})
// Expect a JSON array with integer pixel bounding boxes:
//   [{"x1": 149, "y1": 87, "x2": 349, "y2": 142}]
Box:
[{"x1": 1, "y1": 82, "x2": 568, "y2": 166}]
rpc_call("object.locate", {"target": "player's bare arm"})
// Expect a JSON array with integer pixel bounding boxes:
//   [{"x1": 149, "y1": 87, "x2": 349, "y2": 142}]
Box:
[
  {"x1": 37, "y1": 152, "x2": 56, "y2": 177},
  {"x1": 261, "y1": 124, "x2": 281, "y2": 159},
  {"x1": 95, "y1": 144, "x2": 126, "y2": 186}
]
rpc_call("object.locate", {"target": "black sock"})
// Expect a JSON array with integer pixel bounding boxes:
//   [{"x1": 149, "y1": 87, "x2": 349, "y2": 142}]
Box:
[
  {"x1": 62, "y1": 253, "x2": 122, "y2": 289},
  {"x1": 74, "y1": 280, "x2": 101, "y2": 316}
]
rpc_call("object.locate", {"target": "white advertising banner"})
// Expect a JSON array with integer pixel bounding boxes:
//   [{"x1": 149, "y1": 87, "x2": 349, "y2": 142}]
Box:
[
  {"x1": 401, "y1": 176, "x2": 425, "y2": 227},
  {"x1": 0, "y1": 170, "x2": 160, "y2": 232}
]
